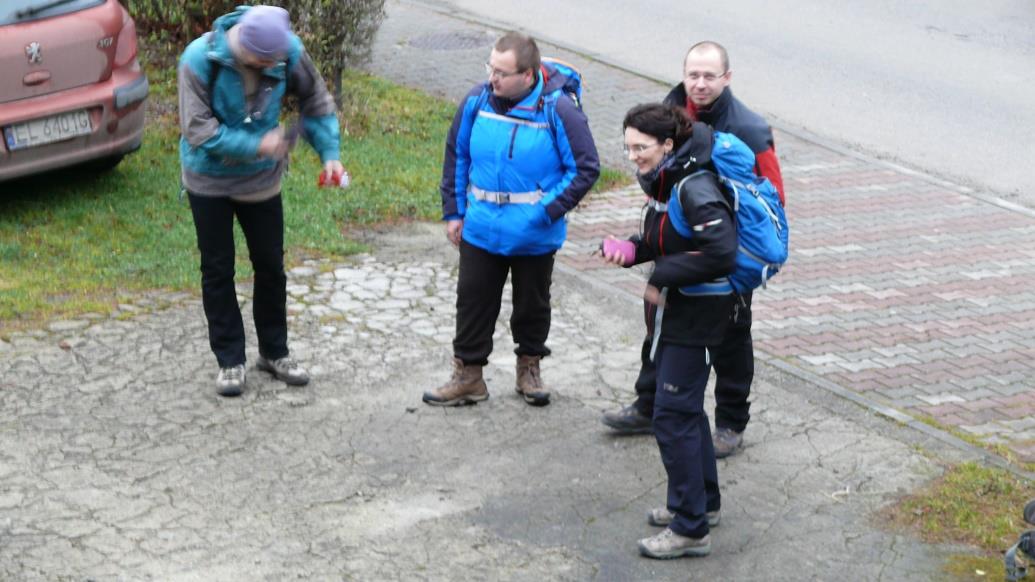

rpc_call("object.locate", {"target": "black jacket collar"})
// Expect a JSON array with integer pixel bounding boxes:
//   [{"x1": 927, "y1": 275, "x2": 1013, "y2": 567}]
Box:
[{"x1": 637, "y1": 122, "x2": 714, "y2": 200}]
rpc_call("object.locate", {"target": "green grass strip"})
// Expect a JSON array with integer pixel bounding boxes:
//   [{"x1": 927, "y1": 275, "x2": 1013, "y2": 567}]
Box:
[
  {"x1": 0, "y1": 70, "x2": 630, "y2": 332},
  {"x1": 0, "y1": 71, "x2": 455, "y2": 329},
  {"x1": 885, "y1": 461, "x2": 1032, "y2": 579}
]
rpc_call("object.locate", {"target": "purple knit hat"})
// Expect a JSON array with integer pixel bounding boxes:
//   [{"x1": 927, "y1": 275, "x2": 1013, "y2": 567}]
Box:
[{"x1": 238, "y1": 6, "x2": 292, "y2": 60}]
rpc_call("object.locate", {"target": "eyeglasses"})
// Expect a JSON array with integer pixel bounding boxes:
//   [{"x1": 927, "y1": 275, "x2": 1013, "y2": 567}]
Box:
[
  {"x1": 485, "y1": 62, "x2": 524, "y2": 79},
  {"x1": 622, "y1": 142, "x2": 661, "y2": 155},
  {"x1": 684, "y1": 71, "x2": 728, "y2": 83}
]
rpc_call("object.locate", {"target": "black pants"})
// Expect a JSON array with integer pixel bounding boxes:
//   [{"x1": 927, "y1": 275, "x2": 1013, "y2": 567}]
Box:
[
  {"x1": 453, "y1": 240, "x2": 554, "y2": 366},
  {"x1": 634, "y1": 292, "x2": 754, "y2": 432},
  {"x1": 653, "y1": 342, "x2": 720, "y2": 538},
  {"x1": 188, "y1": 193, "x2": 288, "y2": 368}
]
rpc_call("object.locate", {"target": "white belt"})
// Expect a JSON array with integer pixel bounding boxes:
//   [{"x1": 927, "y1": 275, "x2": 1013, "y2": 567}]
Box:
[{"x1": 471, "y1": 186, "x2": 543, "y2": 205}]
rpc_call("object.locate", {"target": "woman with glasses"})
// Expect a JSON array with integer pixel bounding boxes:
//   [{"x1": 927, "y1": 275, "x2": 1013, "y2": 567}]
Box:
[{"x1": 599, "y1": 103, "x2": 737, "y2": 559}]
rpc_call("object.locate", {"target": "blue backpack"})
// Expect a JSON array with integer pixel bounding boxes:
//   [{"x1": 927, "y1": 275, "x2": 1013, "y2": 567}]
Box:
[
  {"x1": 540, "y1": 57, "x2": 584, "y2": 110},
  {"x1": 667, "y1": 131, "x2": 789, "y2": 295}
]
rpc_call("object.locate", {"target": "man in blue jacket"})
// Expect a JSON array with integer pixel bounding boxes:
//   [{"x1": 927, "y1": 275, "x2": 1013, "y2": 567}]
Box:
[
  {"x1": 178, "y1": 5, "x2": 344, "y2": 396},
  {"x1": 423, "y1": 32, "x2": 600, "y2": 407}
]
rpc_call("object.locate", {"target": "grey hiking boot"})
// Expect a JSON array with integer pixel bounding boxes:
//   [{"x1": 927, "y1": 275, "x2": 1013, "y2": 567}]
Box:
[
  {"x1": 601, "y1": 404, "x2": 653, "y2": 435},
  {"x1": 216, "y1": 364, "x2": 246, "y2": 397},
  {"x1": 423, "y1": 357, "x2": 489, "y2": 406},
  {"x1": 713, "y1": 427, "x2": 744, "y2": 459},
  {"x1": 647, "y1": 507, "x2": 721, "y2": 528},
  {"x1": 638, "y1": 528, "x2": 711, "y2": 559},
  {"x1": 257, "y1": 355, "x2": 310, "y2": 386},
  {"x1": 515, "y1": 355, "x2": 550, "y2": 406}
]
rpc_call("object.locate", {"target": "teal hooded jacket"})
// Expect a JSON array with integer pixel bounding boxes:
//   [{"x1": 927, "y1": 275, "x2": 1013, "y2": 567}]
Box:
[{"x1": 177, "y1": 6, "x2": 340, "y2": 196}]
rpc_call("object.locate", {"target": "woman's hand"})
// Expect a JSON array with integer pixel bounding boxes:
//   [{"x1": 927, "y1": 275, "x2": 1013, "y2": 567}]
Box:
[
  {"x1": 600, "y1": 236, "x2": 635, "y2": 267},
  {"x1": 643, "y1": 284, "x2": 666, "y2": 307}
]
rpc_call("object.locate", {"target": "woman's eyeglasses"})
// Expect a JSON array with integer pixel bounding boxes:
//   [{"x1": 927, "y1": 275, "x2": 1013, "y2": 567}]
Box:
[{"x1": 622, "y1": 142, "x2": 660, "y2": 155}]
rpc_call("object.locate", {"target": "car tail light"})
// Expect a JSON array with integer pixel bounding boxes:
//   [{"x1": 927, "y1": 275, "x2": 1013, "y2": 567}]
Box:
[{"x1": 114, "y1": 14, "x2": 139, "y2": 67}]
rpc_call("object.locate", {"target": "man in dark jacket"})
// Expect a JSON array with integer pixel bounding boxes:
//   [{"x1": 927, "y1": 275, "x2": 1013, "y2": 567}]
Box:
[{"x1": 602, "y1": 41, "x2": 785, "y2": 459}]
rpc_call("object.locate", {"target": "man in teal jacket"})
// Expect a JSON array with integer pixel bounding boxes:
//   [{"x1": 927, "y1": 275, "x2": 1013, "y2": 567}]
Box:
[
  {"x1": 423, "y1": 32, "x2": 600, "y2": 408},
  {"x1": 178, "y1": 5, "x2": 344, "y2": 396}
]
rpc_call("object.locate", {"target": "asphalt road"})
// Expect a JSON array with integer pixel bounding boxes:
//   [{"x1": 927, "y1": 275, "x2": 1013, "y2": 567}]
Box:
[{"x1": 429, "y1": 0, "x2": 1035, "y2": 204}]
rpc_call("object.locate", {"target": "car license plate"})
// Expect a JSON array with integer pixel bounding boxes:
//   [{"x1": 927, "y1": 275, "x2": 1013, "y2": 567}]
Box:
[{"x1": 4, "y1": 109, "x2": 92, "y2": 151}]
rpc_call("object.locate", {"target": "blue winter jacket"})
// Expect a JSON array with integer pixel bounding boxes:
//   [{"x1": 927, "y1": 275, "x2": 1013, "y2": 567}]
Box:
[
  {"x1": 440, "y1": 67, "x2": 600, "y2": 256},
  {"x1": 178, "y1": 7, "x2": 340, "y2": 196}
]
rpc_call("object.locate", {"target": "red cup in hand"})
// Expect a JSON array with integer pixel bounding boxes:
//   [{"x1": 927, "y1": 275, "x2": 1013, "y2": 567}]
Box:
[{"x1": 318, "y1": 169, "x2": 350, "y2": 189}]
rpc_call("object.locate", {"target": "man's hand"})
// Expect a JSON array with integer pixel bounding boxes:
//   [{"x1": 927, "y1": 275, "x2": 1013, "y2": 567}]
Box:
[
  {"x1": 324, "y1": 160, "x2": 345, "y2": 177},
  {"x1": 258, "y1": 127, "x2": 287, "y2": 159},
  {"x1": 446, "y1": 219, "x2": 464, "y2": 248}
]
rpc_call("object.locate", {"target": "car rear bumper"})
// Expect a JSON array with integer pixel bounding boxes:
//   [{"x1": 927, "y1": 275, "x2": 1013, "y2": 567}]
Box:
[{"x1": 0, "y1": 67, "x2": 148, "y2": 182}]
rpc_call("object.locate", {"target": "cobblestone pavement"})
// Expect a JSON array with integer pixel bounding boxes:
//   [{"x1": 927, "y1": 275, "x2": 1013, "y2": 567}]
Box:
[
  {"x1": 0, "y1": 1, "x2": 1029, "y2": 579},
  {"x1": 0, "y1": 224, "x2": 970, "y2": 580},
  {"x1": 366, "y1": 0, "x2": 1035, "y2": 462}
]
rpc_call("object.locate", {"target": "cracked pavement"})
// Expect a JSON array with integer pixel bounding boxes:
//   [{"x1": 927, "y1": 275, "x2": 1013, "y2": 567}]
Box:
[{"x1": 0, "y1": 223, "x2": 977, "y2": 580}]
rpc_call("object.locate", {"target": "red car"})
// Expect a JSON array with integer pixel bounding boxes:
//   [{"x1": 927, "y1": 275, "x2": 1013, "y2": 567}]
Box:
[{"x1": 0, "y1": 0, "x2": 148, "y2": 182}]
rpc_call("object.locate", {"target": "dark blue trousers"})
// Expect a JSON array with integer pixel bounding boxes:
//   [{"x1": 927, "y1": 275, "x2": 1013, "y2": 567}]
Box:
[
  {"x1": 635, "y1": 293, "x2": 754, "y2": 433},
  {"x1": 188, "y1": 193, "x2": 289, "y2": 368},
  {"x1": 653, "y1": 342, "x2": 721, "y2": 538}
]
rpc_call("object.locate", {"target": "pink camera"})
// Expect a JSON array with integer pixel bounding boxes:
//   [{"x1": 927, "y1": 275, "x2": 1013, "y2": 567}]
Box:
[{"x1": 602, "y1": 238, "x2": 635, "y2": 266}]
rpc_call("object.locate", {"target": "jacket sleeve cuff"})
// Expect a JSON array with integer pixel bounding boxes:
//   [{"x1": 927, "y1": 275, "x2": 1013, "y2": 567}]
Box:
[
  {"x1": 545, "y1": 200, "x2": 565, "y2": 222},
  {"x1": 241, "y1": 133, "x2": 262, "y2": 159}
]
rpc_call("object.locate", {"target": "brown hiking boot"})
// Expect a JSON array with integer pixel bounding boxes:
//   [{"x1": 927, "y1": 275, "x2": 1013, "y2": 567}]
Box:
[
  {"x1": 515, "y1": 355, "x2": 550, "y2": 406},
  {"x1": 422, "y1": 357, "x2": 488, "y2": 406}
]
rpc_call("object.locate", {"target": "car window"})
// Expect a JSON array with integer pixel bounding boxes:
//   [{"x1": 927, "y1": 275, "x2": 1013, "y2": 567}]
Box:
[{"x1": 1, "y1": 0, "x2": 105, "y2": 25}]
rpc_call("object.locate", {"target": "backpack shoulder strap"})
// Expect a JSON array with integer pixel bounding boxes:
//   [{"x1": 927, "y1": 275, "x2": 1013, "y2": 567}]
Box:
[
  {"x1": 668, "y1": 169, "x2": 725, "y2": 238},
  {"x1": 688, "y1": 122, "x2": 713, "y2": 168}
]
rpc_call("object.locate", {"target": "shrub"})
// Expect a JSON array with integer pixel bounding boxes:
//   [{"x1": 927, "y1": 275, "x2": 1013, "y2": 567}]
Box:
[{"x1": 125, "y1": 0, "x2": 386, "y2": 106}]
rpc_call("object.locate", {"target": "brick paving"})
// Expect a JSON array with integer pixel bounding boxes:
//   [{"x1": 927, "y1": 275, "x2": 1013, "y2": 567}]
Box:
[{"x1": 365, "y1": 0, "x2": 1035, "y2": 462}]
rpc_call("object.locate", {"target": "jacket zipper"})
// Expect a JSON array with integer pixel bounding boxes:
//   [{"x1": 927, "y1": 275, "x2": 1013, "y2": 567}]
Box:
[{"x1": 508, "y1": 125, "x2": 519, "y2": 159}]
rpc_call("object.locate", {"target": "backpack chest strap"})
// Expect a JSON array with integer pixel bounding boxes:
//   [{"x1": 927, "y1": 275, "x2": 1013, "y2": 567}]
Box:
[{"x1": 645, "y1": 198, "x2": 668, "y2": 212}]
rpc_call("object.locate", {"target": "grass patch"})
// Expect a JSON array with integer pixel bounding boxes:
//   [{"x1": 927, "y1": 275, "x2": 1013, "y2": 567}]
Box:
[
  {"x1": 0, "y1": 70, "x2": 455, "y2": 332},
  {"x1": 593, "y1": 166, "x2": 634, "y2": 193},
  {"x1": 0, "y1": 62, "x2": 628, "y2": 333},
  {"x1": 883, "y1": 461, "x2": 1032, "y2": 580}
]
